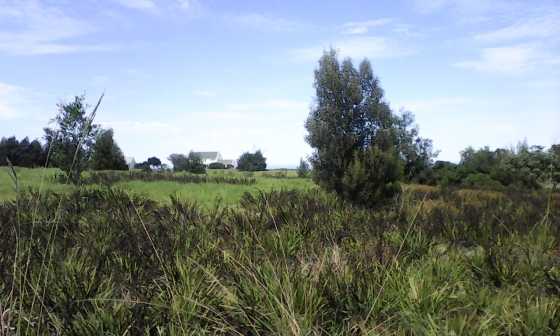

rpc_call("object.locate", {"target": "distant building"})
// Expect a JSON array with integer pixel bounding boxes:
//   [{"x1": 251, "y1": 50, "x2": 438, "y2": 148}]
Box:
[
  {"x1": 192, "y1": 151, "x2": 236, "y2": 168},
  {"x1": 192, "y1": 151, "x2": 223, "y2": 165}
]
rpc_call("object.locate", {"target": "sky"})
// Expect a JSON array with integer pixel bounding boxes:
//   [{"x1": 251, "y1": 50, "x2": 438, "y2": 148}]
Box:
[{"x1": 0, "y1": 0, "x2": 559, "y2": 168}]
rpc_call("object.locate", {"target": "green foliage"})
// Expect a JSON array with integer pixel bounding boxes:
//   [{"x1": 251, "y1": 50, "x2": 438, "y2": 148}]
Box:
[
  {"x1": 0, "y1": 136, "x2": 46, "y2": 168},
  {"x1": 342, "y1": 145, "x2": 403, "y2": 206},
  {"x1": 430, "y1": 142, "x2": 559, "y2": 191},
  {"x1": 90, "y1": 129, "x2": 128, "y2": 171},
  {"x1": 147, "y1": 156, "x2": 162, "y2": 168},
  {"x1": 296, "y1": 158, "x2": 310, "y2": 177},
  {"x1": 305, "y1": 49, "x2": 411, "y2": 205},
  {"x1": 208, "y1": 162, "x2": 226, "y2": 169},
  {"x1": 237, "y1": 150, "x2": 267, "y2": 171},
  {"x1": 168, "y1": 152, "x2": 206, "y2": 174},
  {"x1": 43, "y1": 95, "x2": 102, "y2": 184},
  {"x1": 2, "y1": 187, "x2": 559, "y2": 333}
]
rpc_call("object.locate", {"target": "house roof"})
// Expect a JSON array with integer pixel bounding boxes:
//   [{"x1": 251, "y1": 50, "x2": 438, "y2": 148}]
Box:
[{"x1": 192, "y1": 151, "x2": 220, "y2": 160}]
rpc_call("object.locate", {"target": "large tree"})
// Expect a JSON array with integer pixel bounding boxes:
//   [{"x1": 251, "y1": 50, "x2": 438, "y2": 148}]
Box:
[
  {"x1": 90, "y1": 128, "x2": 128, "y2": 171},
  {"x1": 305, "y1": 49, "x2": 403, "y2": 206},
  {"x1": 44, "y1": 94, "x2": 103, "y2": 184}
]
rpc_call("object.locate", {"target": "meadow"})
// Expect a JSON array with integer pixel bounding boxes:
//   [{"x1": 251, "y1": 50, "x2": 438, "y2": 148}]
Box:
[
  {"x1": 1, "y1": 166, "x2": 559, "y2": 334},
  {"x1": 0, "y1": 167, "x2": 315, "y2": 206}
]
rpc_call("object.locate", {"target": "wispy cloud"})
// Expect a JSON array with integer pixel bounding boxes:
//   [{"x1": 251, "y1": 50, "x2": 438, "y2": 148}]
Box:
[
  {"x1": 340, "y1": 18, "x2": 393, "y2": 35},
  {"x1": 0, "y1": 82, "x2": 23, "y2": 120},
  {"x1": 475, "y1": 13, "x2": 560, "y2": 42},
  {"x1": 290, "y1": 36, "x2": 414, "y2": 62},
  {"x1": 0, "y1": 0, "x2": 114, "y2": 55},
  {"x1": 192, "y1": 90, "x2": 216, "y2": 98},
  {"x1": 454, "y1": 44, "x2": 560, "y2": 75},
  {"x1": 113, "y1": 0, "x2": 156, "y2": 11},
  {"x1": 230, "y1": 13, "x2": 305, "y2": 32},
  {"x1": 227, "y1": 99, "x2": 308, "y2": 113},
  {"x1": 396, "y1": 96, "x2": 471, "y2": 114}
]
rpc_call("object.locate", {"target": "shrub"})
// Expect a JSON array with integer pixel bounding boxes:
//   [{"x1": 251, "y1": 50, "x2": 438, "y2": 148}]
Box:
[
  {"x1": 237, "y1": 150, "x2": 267, "y2": 171},
  {"x1": 297, "y1": 158, "x2": 310, "y2": 177},
  {"x1": 208, "y1": 162, "x2": 226, "y2": 169},
  {"x1": 341, "y1": 146, "x2": 403, "y2": 206},
  {"x1": 168, "y1": 152, "x2": 206, "y2": 174}
]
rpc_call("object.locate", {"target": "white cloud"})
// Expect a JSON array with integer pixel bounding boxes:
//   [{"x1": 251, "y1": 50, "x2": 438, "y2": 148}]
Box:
[
  {"x1": 475, "y1": 13, "x2": 560, "y2": 42},
  {"x1": 0, "y1": 82, "x2": 23, "y2": 120},
  {"x1": 0, "y1": 0, "x2": 113, "y2": 55},
  {"x1": 395, "y1": 97, "x2": 471, "y2": 114},
  {"x1": 113, "y1": 0, "x2": 156, "y2": 11},
  {"x1": 290, "y1": 36, "x2": 413, "y2": 62},
  {"x1": 192, "y1": 90, "x2": 216, "y2": 98},
  {"x1": 226, "y1": 99, "x2": 308, "y2": 113},
  {"x1": 340, "y1": 18, "x2": 393, "y2": 35},
  {"x1": 454, "y1": 44, "x2": 559, "y2": 74},
  {"x1": 231, "y1": 13, "x2": 304, "y2": 32}
]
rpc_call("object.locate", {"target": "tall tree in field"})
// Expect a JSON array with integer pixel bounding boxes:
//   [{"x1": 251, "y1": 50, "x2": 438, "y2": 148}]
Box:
[
  {"x1": 305, "y1": 49, "x2": 402, "y2": 206},
  {"x1": 44, "y1": 94, "x2": 103, "y2": 184},
  {"x1": 90, "y1": 128, "x2": 128, "y2": 171}
]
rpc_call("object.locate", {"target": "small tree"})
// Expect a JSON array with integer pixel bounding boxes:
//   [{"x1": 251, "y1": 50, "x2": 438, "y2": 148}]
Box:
[
  {"x1": 168, "y1": 152, "x2": 206, "y2": 174},
  {"x1": 147, "y1": 156, "x2": 162, "y2": 170},
  {"x1": 297, "y1": 158, "x2": 310, "y2": 177},
  {"x1": 44, "y1": 94, "x2": 103, "y2": 184},
  {"x1": 305, "y1": 49, "x2": 402, "y2": 206},
  {"x1": 237, "y1": 150, "x2": 267, "y2": 171},
  {"x1": 90, "y1": 129, "x2": 128, "y2": 170}
]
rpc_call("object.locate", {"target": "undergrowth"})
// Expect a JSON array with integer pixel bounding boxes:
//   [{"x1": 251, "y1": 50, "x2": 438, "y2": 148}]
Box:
[{"x1": 1, "y1": 187, "x2": 559, "y2": 335}]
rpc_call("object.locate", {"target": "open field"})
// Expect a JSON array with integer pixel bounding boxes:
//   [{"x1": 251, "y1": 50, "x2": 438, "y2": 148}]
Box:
[
  {"x1": 1, "y1": 180, "x2": 559, "y2": 334},
  {"x1": 0, "y1": 167, "x2": 315, "y2": 206}
]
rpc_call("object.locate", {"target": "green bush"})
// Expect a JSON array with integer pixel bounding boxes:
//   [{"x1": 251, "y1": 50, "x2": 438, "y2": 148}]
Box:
[
  {"x1": 208, "y1": 162, "x2": 226, "y2": 169},
  {"x1": 237, "y1": 150, "x2": 267, "y2": 171}
]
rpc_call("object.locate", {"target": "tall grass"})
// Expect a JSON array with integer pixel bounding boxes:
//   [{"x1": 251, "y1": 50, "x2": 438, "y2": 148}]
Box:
[{"x1": 1, "y1": 186, "x2": 558, "y2": 334}]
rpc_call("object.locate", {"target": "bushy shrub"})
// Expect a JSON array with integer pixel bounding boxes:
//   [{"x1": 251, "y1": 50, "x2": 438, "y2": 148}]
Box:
[
  {"x1": 237, "y1": 150, "x2": 267, "y2": 171},
  {"x1": 208, "y1": 162, "x2": 226, "y2": 169},
  {"x1": 297, "y1": 158, "x2": 310, "y2": 177},
  {"x1": 341, "y1": 146, "x2": 403, "y2": 206},
  {"x1": 168, "y1": 152, "x2": 206, "y2": 174}
]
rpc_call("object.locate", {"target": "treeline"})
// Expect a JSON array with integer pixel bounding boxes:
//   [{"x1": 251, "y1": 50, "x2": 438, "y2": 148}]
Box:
[
  {"x1": 428, "y1": 143, "x2": 559, "y2": 190},
  {"x1": 0, "y1": 136, "x2": 46, "y2": 167}
]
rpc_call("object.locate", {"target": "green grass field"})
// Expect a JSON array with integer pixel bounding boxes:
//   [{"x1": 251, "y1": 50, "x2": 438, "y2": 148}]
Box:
[{"x1": 0, "y1": 167, "x2": 315, "y2": 206}]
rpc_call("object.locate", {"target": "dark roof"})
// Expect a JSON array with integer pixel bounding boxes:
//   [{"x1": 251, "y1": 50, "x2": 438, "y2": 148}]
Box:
[{"x1": 192, "y1": 151, "x2": 220, "y2": 160}]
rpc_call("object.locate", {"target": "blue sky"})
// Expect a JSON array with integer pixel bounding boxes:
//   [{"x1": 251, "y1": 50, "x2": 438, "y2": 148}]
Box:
[{"x1": 0, "y1": 0, "x2": 558, "y2": 167}]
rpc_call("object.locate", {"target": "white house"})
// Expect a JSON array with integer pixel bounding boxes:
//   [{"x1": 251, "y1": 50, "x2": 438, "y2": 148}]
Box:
[
  {"x1": 192, "y1": 151, "x2": 236, "y2": 167},
  {"x1": 192, "y1": 151, "x2": 223, "y2": 165}
]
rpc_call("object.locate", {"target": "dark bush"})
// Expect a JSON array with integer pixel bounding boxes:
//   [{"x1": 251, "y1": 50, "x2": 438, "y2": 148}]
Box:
[{"x1": 208, "y1": 162, "x2": 226, "y2": 169}]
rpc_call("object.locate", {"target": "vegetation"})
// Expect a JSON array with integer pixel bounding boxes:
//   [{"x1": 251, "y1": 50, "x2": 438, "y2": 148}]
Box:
[
  {"x1": 208, "y1": 162, "x2": 227, "y2": 169},
  {"x1": 0, "y1": 136, "x2": 46, "y2": 168},
  {"x1": 306, "y1": 50, "x2": 434, "y2": 207},
  {"x1": 43, "y1": 95, "x2": 103, "y2": 184},
  {"x1": 1, "y1": 185, "x2": 558, "y2": 334},
  {"x1": 169, "y1": 152, "x2": 206, "y2": 174},
  {"x1": 237, "y1": 150, "x2": 267, "y2": 171},
  {"x1": 429, "y1": 142, "x2": 559, "y2": 191},
  {"x1": 297, "y1": 158, "x2": 310, "y2": 178},
  {"x1": 90, "y1": 129, "x2": 128, "y2": 171}
]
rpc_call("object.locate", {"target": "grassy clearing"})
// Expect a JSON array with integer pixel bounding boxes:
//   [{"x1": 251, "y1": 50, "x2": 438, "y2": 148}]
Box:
[
  {"x1": 1, "y1": 186, "x2": 558, "y2": 334},
  {"x1": 0, "y1": 167, "x2": 315, "y2": 206}
]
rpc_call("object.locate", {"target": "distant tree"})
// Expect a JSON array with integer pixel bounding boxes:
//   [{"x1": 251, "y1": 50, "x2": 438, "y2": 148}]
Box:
[
  {"x1": 168, "y1": 152, "x2": 206, "y2": 174},
  {"x1": 44, "y1": 94, "x2": 103, "y2": 184},
  {"x1": 0, "y1": 136, "x2": 46, "y2": 167},
  {"x1": 237, "y1": 150, "x2": 267, "y2": 171},
  {"x1": 90, "y1": 129, "x2": 128, "y2": 170},
  {"x1": 147, "y1": 156, "x2": 162, "y2": 169},
  {"x1": 208, "y1": 162, "x2": 226, "y2": 169},
  {"x1": 296, "y1": 158, "x2": 310, "y2": 177},
  {"x1": 550, "y1": 144, "x2": 560, "y2": 190},
  {"x1": 135, "y1": 161, "x2": 152, "y2": 172},
  {"x1": 394, "y1": 111, "x2": 438, "y2": 181},
  {"x1": 305, "y1": 49, "x2": 403, "y2": 206}
]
